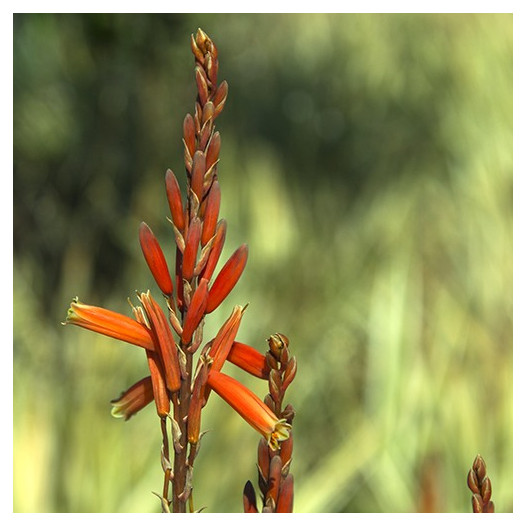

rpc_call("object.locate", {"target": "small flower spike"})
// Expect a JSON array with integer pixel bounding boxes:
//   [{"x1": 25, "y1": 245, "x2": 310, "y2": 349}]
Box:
[
  {"x1": 207, "y1": 370, "x2": 291, "y2": 451},
  {"x1": 111, "y1": 376, "x2": 155, "y2": 420},
  {"x1": 65, "y1": 299, "x2": 155, "y2": 351},
  {"x1": 468, "y1": 454, "x2": 495, "y2": 513}
]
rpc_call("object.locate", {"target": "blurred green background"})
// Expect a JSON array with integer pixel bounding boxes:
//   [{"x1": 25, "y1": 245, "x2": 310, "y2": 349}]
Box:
[{"x1": 13, "y1": 13, "x2": 512, "y2": 512}]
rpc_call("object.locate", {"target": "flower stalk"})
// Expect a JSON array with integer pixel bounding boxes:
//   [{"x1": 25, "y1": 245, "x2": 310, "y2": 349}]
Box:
[
  {"x1": 63, "y1": 28, "x2": 296, "y2": 513},
  {"x1": 467, "y1": 454, "x2": 495, "y2": 513}
]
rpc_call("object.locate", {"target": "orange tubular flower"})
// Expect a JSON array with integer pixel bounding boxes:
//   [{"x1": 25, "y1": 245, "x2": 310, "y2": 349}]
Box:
[
  {"x1": 206, "y1": 244, "x2": 248, "y2": 313},
  {"x1": 145, "y1": 349, "x2": 171, "y2": 417},
  {"x1": 181, "y1": 278, "x2": 209, "y2": 345},
  {"x1": 201, "y1": 179, "x2": 221, "y2": 247},
  {"x1": 140, "y1": 292, "x2": 181, "y2": 393},
  {"x1": 207, "y1": 370, "x2": 291, "y2": 451},
  {"x1": 165, "y1": 168, "x2": 185, "y2": 232},
  {"x1": 65, "y1": 299, "x2": 155, "y2": 351},
  {"x1": 203, "y1": 305, "x2": 245, "y2": 403},
  {"x1": 200, "y1": 218, "x2": 226, "y2": 282},
  {"x1": 111, "y1": 376, "x2": 155, "y2": 420},
  {"x1": 187, "y1": 360, "x2": 210, "y2": 445},
  {"x1": 209, "y1": 305, "x2": 246, "y2": 373},
  {"x1": 182, "y1": 218, "x2": 201, "y2": 282},
  {"x1": 227, "y1": 341, "x2": 270, "y2": 379},
  {"x1": 139, "y1": 222, "x2": 174, "y2": 297}
]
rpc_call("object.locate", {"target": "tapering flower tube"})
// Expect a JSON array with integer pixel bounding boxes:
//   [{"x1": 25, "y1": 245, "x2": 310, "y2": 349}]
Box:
[
  {"x1": 266, "y1": 455, "x2": 283, "y2": 506},
  {"x1": 207, "y1": 370, "x2": 291, "y2": 451},
  {"x1": 205, "y1": 132, "x2": 221, "y2": 173},
  {"x1": 165, "y1": 169, "x2": 186, "y2": 232},
  {"x1": 191, "y1": 150, "x2": 206, "y2": 201},
  {"x1": 139, "y1": 222, "x2": 173, "y2": 296},
  {"x1": 111, "y1": 376, "x2": 155, "y2": 420},
  {"x1": 187, "y1": 360, "x2": 210, "y2": 445},
  {"x1": 209, "y1": 305, "x2": 246, "y2": 373},
  {"x1": 201, "y1": 218, "x2": 226, "y2": 282},
  {"x1": 276, "y1": 474, "x2": 294, "y2": 513},
  {"x1": 227, "y1": 341, "x2": 270, "y2": 379},
  {"x1": 181, "y1": 278, "x2": 209, "y2": 345},
  {"x1": 65, "y1": 299, "x2": 155, "y2": 351},
  {"x1": 201, "y1": 179, "x2": 221, "y2": 247},
  {"x1": 212, "y1": 80, "x2": 228, "y2": 117},
  {"x1": 206, "y1": 244, "x2": 248, "y2": 313},
  {"x1": 140, "y1": 291, "x2": 181, "y2": 392},
  {"x1": 145, "y1": 349, "x2": 171, "y2": 417},
  {"x1": 182, "y1": 218, "x2": 201, "y2": 282}
]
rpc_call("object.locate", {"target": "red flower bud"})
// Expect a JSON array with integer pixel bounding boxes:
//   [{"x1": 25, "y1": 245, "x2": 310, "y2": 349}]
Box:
[
  {"x1": 276, "y1": 474, "x2": 294, "y2": 513},
  {"x1": 139, "y1": 222, "x2": 173, "y2": 297},
  {"x1": 140, "y1": 292, "x2": 181, "y2": 392},
  {"x1": 183, "y1": 114, "x2": 197, "y2": 158},
  {"x1": 165, "y1": 169, "x2": 186, "y2": 232},
  {"x1": 191, "y1": 151, "x2": 206, "y2": 202},
  {"x1": 181, "y1": 278, "x2": 209, "y2": 345},
  {"x1": 201, "y1": 179, "x2": 221, "y2": 247},
  {"x1": 206, "y1": 244, "x2": 248, "y2": 313},
  {"x1": 182, "y1": 218, "x2": 202, "y2": 282},
  {"x1": 145, "y1": 349, "x2": 171, "y2": 417},
  {"x1": 201, "y1": 219, "x2": 226, "y2": 282}
]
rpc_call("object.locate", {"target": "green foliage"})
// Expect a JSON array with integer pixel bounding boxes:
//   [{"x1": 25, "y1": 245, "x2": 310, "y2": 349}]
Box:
[{"x1": 14, "y1": 13, "x2": 512, "y2": 512}]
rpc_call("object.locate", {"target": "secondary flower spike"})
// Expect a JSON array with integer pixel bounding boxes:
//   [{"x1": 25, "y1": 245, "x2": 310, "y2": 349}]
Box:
[
  {"x1": 65, "y1": 299, "x2": 155, "y2": 351},
  {"x1": 207, "y1": 369, "x2": 291, "y2": 451}
]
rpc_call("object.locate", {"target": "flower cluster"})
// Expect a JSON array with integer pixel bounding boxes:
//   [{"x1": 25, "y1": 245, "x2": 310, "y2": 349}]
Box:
[
  {"x1": 467, "y1": 455, "x2": 495, "y2": 513},
  {"x1": 64, "y1": 28, "x2": 295, "y2": 513}
]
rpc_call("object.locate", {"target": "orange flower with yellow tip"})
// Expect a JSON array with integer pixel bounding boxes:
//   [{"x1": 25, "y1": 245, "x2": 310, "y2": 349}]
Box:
[
  {"x1": 111, "y1": 376, "x2": 155, "y2": 421},
  {"x1": 65, "y1": 298, "x2": 155, "y2": 351},
  {"x1": 206, "y1": 369, "x2": 291, "y2": 451}
]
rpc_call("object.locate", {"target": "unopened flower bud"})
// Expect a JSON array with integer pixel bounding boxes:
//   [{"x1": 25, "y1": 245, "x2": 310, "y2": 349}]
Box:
[{"x1": 139, "y1": 222, "x2": 173, "y2": 297}]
